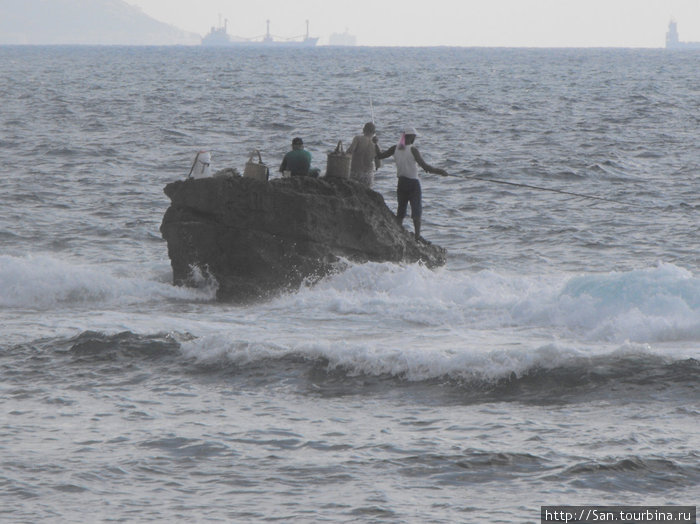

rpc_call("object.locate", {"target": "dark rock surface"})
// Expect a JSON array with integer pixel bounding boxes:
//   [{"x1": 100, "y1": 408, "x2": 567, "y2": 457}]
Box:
[{"x1": 160, "y1": 173, "x2": 446, "y2": 301}]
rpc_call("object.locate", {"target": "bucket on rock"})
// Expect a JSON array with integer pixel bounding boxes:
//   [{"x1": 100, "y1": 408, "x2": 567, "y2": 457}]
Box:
[
  {"x1": 188, "y1": 150, "x2": 212, "y2": 179},
  {"x1": 325, "y1": 141, "x2": 351, "y2": 179},
  {"x1": 243, "y1": 150, "x2": 269, "y2": 182}
]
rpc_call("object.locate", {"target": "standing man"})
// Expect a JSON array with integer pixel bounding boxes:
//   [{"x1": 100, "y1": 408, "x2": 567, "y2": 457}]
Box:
[
  {"x1": 377, "y1": 126, "x2": 448, "y2": 241},
  {"x1": 346, "y1": 122, "x2": 381, "y2": 188},
  {"x1": 279, "y1": 137, "x2": 313, "y2": 177}
]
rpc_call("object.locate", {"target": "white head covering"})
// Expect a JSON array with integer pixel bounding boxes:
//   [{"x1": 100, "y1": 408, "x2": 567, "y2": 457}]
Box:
[{"x1": 403, "y1": 126, "x2": 419, "y2": 136}]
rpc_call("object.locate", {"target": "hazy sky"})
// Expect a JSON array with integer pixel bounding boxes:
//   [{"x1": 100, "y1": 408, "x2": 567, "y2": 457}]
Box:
[{"x1": 123, "y1": 0, "x2": 700, "y2": 47}]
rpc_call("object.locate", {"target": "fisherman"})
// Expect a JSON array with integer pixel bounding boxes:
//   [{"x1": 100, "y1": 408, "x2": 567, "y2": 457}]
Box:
[
  {"x1": 346, "y1": 122, "x2": 381, "y2": 188},
  {"x1": 279, "y1": 137, "x2": 317, "y2": 177},
  {"x1": 377, "y1": 126, "x2": 448, "y2": 241}
]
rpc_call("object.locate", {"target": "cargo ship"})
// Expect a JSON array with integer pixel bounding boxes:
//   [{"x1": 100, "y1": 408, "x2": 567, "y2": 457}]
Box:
[{"x1": 202, "y1": 18, "x2": 318, "y2": 47}]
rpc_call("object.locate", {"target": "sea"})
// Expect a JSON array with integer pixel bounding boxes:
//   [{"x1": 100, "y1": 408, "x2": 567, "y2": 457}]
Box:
[{"x1": 0, "y1": 45, "x2": 698, "y2": 523}]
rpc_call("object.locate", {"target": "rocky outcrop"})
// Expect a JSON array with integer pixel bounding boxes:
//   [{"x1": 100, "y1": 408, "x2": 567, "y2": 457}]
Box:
[{"x1": 160, "y1": 172, "x2": 446, "y2": 301}]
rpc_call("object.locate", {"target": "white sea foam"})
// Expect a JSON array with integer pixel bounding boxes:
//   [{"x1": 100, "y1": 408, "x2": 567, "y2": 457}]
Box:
[
  {"x1": 176, "y1": 261, "x2": 698, "y2": 380},
  {"x1": 283, "y1": 260, "x2": 700, "y2": 344},
  {"x1": 179, "y1": 329, "x2": 658, "y2": 382},
  {"x1": 2, "y1": 252, "x2": 697, "y2": 358},
  {"x1": 0, "y1": 254, "x2": 216, "y2": 309},
  {"x1": 545, "y1": 262, "x2": 700, "y2": 343}
]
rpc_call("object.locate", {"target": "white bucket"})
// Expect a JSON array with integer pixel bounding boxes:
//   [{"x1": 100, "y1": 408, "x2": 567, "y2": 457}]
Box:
[{"x1": 189, "y1": 151, "x2": 212, "y2": 179}]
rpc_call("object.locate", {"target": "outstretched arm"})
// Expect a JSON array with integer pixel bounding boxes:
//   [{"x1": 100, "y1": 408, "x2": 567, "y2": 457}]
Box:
[
  {"x1": 411, "y1": 147, "x2": 448, "y2": 176},
  {"x1": 377, "y1": 144, "x2": 396, "y2": 160}
]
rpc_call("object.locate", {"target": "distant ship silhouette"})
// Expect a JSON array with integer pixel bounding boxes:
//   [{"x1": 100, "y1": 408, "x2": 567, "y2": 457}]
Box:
[
  {"x1": 329, "y1": 30, "x2": 357, "y2": 46},
  {"x1": 202, "y1": 18, "x2": 318, "y2": 47},
  {"x1": 665, "y1": 20, "x2": 700, "y2": 49}
]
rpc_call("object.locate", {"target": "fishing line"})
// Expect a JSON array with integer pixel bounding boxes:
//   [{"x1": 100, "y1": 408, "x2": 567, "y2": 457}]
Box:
[
  {"x1": 447, "y1": 173, "x2": 648, "y2": 208},
  {"x1": 361, "y1": 96, "x2": 638, "y2": 208}
]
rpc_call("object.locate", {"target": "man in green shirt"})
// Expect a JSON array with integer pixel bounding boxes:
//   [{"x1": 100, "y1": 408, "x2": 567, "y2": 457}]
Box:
[{"x1": 279, "y1": 137, "x2": 313, "y2": 177}]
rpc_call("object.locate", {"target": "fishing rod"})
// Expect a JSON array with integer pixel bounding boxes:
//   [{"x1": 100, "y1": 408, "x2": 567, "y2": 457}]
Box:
[
  {"x1": 187, "y1": 151, "x2": 201, "y2": 178},
  {"x1": 446, "y1": 173, "x2": 647, "y2": 208}
]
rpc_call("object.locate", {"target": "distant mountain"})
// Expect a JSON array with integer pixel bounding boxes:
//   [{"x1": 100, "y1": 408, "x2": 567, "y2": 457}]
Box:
[{"x1": 0, "y1": 0, "x2": 200, "y2": 45}]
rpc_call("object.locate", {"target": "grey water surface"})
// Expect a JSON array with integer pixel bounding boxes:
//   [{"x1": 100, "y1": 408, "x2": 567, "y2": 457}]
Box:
[{"x1": 1, "y1": 46, "x2": 698, "y2": 523}]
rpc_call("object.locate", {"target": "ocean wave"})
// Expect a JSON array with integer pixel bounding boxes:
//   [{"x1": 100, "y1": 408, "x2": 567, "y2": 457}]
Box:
[
  {"x1": 0, "y1": 253, "x2": 216, "y2": 309},
  {"x1": 2, "y1": 251, "x2": 698, "y2": 350},
  {"x1": 552, "y1": 263, "x2": 700, "y2": 342},
  {"x1": 288, "y1": 260, "x2": 700, "y2": 344},
  {"x1": 59, "y1": 330, "x2": 182, "y2": 361},
  {"x1": 9, "y1": 330, "x2": 698, "y2": 405},
  {"x1": 178, "y1": 331, "x2": 699, "y2": 400},
  {"x1": 548, "y1": 455, "x2": 700, "y2": 492}
]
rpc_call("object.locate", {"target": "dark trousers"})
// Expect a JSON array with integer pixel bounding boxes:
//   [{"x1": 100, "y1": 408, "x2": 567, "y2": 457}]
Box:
[{"x1": 396, "y1": 176, "x2": 422, "y2": 220}]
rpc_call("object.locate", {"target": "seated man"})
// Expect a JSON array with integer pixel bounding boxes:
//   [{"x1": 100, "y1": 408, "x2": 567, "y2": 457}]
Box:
[{"x1": 279, "y1": 137, "x2": 312, "y2": 177}]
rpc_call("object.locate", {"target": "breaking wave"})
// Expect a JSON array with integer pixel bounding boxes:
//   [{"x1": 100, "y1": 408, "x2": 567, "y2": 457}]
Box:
[
  {"x1": 26, "y1": 330, "x2": 699, "y2": 403},
  {"x1": 0, "y1": 254, "x2": 216, "y2": 309},
  {"x1": 284, "y1": 260, "x2": 700, "y2": 344}
]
